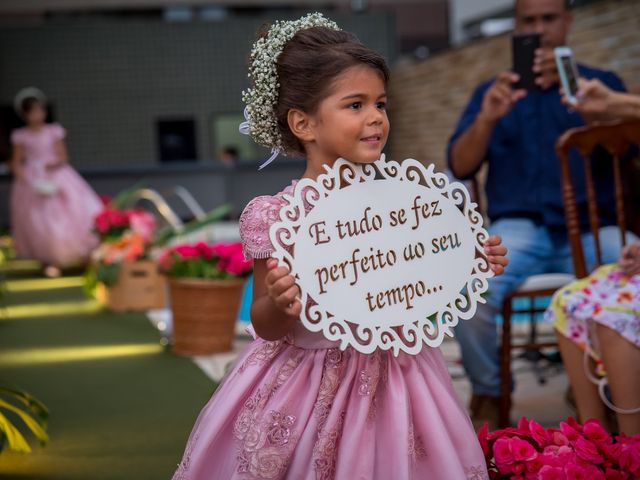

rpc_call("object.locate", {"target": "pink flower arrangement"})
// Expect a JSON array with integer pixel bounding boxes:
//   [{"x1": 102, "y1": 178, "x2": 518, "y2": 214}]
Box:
[
  {"x1": 94, "y1": 207, "x2": 156, "y2": 242},
  {"x1": 159, "y1": 241, "x2": 252, "y2": 279},
  {"x1": 91, "y1": 206, "x2": 157, "y2": 285},
  {"x1": 480, "y1": 417, "x2": 640, "y2": 479}
]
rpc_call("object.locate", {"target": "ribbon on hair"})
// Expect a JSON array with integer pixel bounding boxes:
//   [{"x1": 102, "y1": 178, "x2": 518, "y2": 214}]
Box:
[{"x1": 239, "y1": 106, "x2": 281, "y2": 170}]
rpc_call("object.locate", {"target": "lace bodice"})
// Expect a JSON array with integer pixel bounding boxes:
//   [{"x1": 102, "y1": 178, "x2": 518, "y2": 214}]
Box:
[
  {"x1": 239, "y1": 180, "x2": 343, "y2": 350},
  {"x1": 239, "y1": 181, "x2": 297, "y2": 260}
]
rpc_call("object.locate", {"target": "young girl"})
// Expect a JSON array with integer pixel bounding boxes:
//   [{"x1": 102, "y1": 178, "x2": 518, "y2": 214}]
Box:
[
  {"x1": 10, "y1": 87, "x2": 102, "y2": 274},
  {"x1": 173, "y1": 14, "x2": 507, "y2": 479}
]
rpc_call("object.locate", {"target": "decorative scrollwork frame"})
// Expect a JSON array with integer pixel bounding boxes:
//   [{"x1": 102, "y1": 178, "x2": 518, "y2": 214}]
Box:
[{"x1": 269, "y1": 156, "x2": 492, "y2": 355}]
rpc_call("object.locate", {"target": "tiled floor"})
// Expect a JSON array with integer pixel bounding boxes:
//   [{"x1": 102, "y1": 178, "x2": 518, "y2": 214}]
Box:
[{"x1": 441, "y1": 334, "x2": 573, "y2": 428}]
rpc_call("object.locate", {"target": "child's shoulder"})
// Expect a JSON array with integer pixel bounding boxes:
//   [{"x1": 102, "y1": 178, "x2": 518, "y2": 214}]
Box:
[
  {"x1": 10, "y1": 126, "x2": 29, "y2": 145},
  {"x1": 239, "y1": 181, "x2": 297, "y2": 260},
  {"x1": 45, "y1": 123, "x2": 66, "y2": 140},
  {"x1": 10, "y1": 123, "x2": 65, "y2": 145}
]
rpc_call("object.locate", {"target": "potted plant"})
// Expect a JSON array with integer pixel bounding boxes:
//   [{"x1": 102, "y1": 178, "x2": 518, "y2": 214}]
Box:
[
  {"x1": 90, "y1": 205, "x2": 167, "y2": 312},
  {"x1": 479, "y1": 416, "x2": 640, "y2": 479},
  {"x1": 159, "y1": 241, "x2": 252, "y2": 355}
]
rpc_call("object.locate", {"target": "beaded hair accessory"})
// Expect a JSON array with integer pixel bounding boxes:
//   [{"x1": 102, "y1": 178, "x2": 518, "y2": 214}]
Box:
[{"x1": 239, "y1": 12, "x2": 340, "y2": 169}]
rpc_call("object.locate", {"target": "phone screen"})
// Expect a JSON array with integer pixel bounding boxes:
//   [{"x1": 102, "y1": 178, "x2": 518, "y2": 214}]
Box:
[
  {"x1": 512, "y1": 33, "x2": 540, "y2": 90},
  {"x1": 560, "y1": 55, "x2": 579, "y2": 97}
]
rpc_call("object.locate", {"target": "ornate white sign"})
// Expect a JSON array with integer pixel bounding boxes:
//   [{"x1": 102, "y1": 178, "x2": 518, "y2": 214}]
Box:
[{"x1": 270, "y1": 156, "x2": 492, "y2": 355}]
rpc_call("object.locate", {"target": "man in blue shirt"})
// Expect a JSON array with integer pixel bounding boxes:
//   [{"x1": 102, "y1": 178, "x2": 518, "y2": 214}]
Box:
[{"x1": 447, "y1": 0, "x2": 632, "y2": 429}]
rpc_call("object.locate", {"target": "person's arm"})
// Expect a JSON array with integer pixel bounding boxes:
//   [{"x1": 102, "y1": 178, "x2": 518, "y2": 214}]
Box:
[
  {"x1": 606, "y1": 91, "x2": 640, "y2": 120},
  {"x1": 250, "y1": 258, "x2": 300, "y2": 341},
  {"x1": 48, "y1": 138, "x2": 69, "y2": 169},
  {"x1": 449, "y1": 72, "x2": 526, "y2": 179},
  {"x1": 581, "y1": 71, "x2": 628, "y2": 124},
  {"x1": 48, "y1": 124, "x2": 69, "y2": 170},
  {"x1": 564, "y1": 78, "x2": 640, "y2": 121},
  {"x1": 9, "y1": 144, "x2": 25, "y2": 182}
]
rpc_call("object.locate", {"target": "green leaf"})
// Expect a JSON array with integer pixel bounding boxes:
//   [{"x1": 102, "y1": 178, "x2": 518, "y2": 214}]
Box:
[
  {"x1": 0, "y1": 412, "x2": 32, "y2": 453},
  {"x1": 153, "y1": 204, "x2": 232, "y2": 247},
  {"x1": 0, "y1": 399, "x2": 49, "y2": 446},
  {"x1": 83, "y1": 265, "x2": 99, "y2": 298},
  {"x1": 110, "y1": 181, "x2": 147, "y2": 210},
  {"x1": 96, "y1": 262, "x2": 122, "y2": 286},
  {"x1": 0, "y1": 387, "x2": 50, "y2": 425}
]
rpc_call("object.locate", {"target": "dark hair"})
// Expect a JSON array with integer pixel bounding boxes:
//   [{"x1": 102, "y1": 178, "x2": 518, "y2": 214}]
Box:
[
  {"x1": 514, "y1": 0, "x2": 572, "y2": 11},
  {"x1": 270, "y1": 26, "x2": 390, "y2": 154},
  {"x1": 21, "y1": 96, "x2": 43, "y2": 114}
]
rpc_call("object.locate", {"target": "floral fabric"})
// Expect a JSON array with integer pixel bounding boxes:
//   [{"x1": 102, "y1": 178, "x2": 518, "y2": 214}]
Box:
[{"x1": 546, "y1": 264, "x2": 640, "y2": 374}]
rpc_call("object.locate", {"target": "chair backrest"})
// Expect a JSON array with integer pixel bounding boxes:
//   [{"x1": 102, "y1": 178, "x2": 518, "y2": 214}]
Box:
[{"x1": 555, "y1": 120, "x2": 640, "y2": 279}]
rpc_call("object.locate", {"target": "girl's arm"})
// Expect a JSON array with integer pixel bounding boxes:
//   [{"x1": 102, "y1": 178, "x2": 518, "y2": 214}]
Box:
[
  {"x1": 50, "y1": 139, "x2": 69, "y2": 169},
  {"x1": 9, "y1": 144, "x2": 25, "y2": 182},
  {"x1": 250, "y1": 235, "x2": 508, "y2": 340},
  {"x1": 250, "y1": 258, "x2": 300, "y2": 341}
]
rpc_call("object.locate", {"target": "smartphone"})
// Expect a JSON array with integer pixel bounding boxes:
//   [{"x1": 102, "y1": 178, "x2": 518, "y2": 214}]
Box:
[
  {"x1": 512, "y1": 33, "x2": 540, "y2": 90},
  {"x1": 554, "y1": 46, "x2": 580, "y2": 105}
]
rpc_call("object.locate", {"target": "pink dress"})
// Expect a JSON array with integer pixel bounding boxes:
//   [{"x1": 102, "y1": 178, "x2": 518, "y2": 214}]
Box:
[
  {"x1": 172, "y1": 182, "x2": 489, "y2": 480},
  {"x1": 11, "y1": 124, "x2": 102, "y2": 267}
]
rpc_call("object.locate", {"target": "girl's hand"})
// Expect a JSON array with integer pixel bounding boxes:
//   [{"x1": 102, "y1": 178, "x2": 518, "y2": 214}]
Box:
[
  {"x1": 46, "y1": 162, "x2": 64, "y2": 171},
  {"x1": 484, "y1": 235, "x2": 508, "y2": 276},
  {"x1": 265, "y1": 258, "x2": 301, "y2": 316},
  {"x1": 619, "y1": 240, "x2": 640, "y2": 277}
]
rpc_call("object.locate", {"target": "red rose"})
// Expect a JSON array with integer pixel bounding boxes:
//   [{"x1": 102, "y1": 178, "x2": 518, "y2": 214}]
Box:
[
  {"x1": 175, "y1": 245, "x2": 198, "y2": 258},
  {"x1": 511, "y1": 437, "x2": 538, "y2": 462},
  {"x1": 583, "y1": 420, "x2": 612, "y2": 446},
  {"x1": 538, "y1": 465, "x2": 565, "y2": 480},
  {"x1": 226, "y1": 253, "x2": 253, "y2": 276},
  {"x1": 574, "y1": 437, "x2": 604, "y2": 464}
]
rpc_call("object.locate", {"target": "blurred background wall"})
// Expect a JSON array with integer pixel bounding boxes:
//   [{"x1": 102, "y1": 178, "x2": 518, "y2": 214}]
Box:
[
  {"x1": 0, "y1": 0, "x2": 631, "y2": 227},
  {"x1": 389, "y1": 0, "x2": 640, "y2": 170}
]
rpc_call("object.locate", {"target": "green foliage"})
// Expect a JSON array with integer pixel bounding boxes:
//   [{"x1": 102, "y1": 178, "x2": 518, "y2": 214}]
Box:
[
  {"x1": 153, "y1": 204, "x2": 232, "y2": 247},
  {"x1": 95, "y1": 262, "x2": 122, "y2": 286},
  {"x1": 163, "y1": 255, "x2": 234, "y2": 280},
  {"x1": 0, "y1": 386, "x2": 49, "y2": 454},
  {"x1": 109, "y1": 181, "x2": 147, "y2": 209}
]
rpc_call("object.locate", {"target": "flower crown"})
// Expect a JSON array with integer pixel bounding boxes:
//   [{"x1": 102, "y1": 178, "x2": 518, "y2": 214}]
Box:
[{"x1": 240, "y1": 13, "x2": 340, "y2": 167}]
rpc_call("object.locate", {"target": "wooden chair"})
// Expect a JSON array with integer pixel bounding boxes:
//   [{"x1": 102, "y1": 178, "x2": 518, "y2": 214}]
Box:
[
  {"x1": 498, "y1": 273, "x2": 572, "y2": 427},
  {"x1": 470, "y1": 175, "x2": 572, "y2": 428},
  {"x1": 556, "y1": 120, "x2": 640, "y2": 279},
  {"x1": 498, "y1": 121, "x2": 640, "y2": 427}
]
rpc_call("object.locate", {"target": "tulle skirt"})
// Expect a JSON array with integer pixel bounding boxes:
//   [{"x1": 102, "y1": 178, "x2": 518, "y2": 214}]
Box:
[
  {"x1": 172, "y1": 334, "x2": 488, "y2": 480},
  {"x1": 11, "y1": 164, "x2": 102, "y2": 267}
]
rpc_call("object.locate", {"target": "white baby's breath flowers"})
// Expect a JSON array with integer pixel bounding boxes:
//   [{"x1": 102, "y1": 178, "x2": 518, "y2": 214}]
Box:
[{"x1": 241, "y1": 13, "x2": 340, "y2": 152}]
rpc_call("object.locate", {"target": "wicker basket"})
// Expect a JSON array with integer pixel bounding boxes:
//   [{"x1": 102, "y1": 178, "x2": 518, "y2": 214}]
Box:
[
  {"x1": 101, "y1": 260, "x2": 168, "y2": 312},
  {"x1": 169, "y1": 277, "x2": 245, "y2": 356}
]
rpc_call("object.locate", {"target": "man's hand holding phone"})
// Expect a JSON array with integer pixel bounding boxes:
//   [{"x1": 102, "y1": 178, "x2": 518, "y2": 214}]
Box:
[
  {"x1": 533, "y1": 48, "x2": 560, "y2": 90},
  {"x1": 479, "y1": 72, "x2": 527, "y2": 124}
]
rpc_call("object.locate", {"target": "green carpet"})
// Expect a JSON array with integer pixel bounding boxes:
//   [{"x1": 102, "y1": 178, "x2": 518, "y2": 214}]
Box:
[{"x1": 0, "y1": 265, "x2": 217, "y2": 480}]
